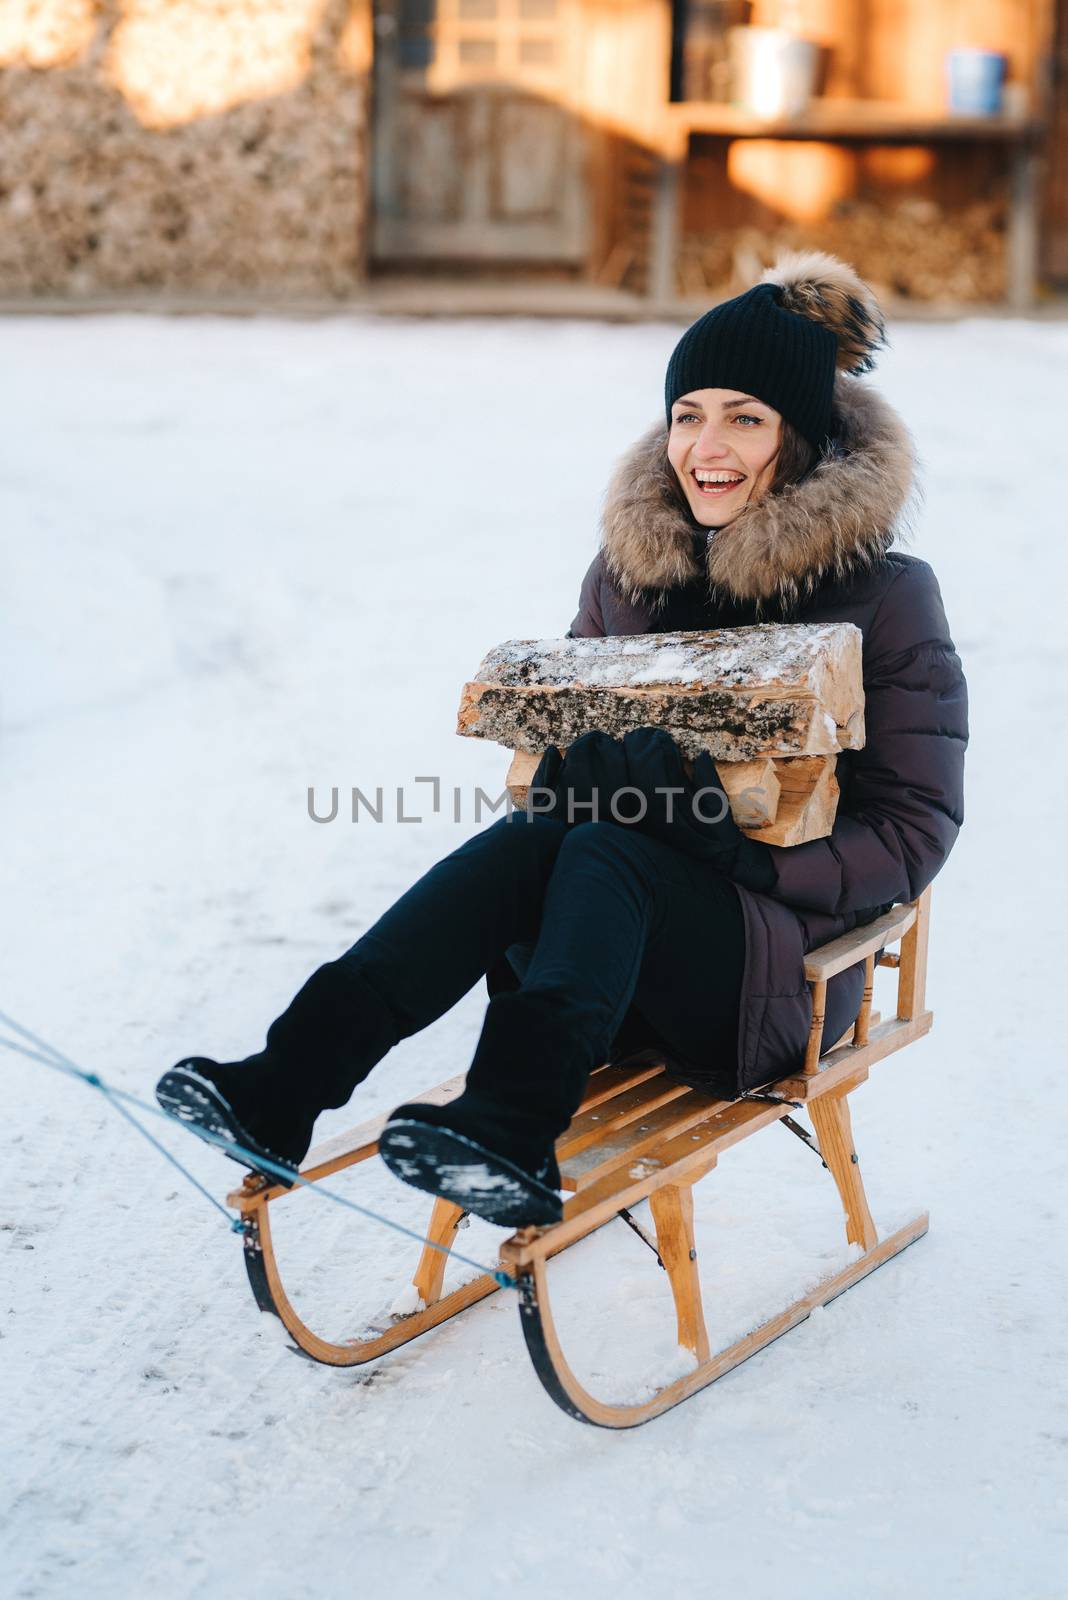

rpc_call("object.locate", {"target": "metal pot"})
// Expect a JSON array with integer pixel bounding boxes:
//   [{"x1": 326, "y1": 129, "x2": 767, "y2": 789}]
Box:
[{"x1": 727, "y1": 26, "x2": 820, "y2": 119}]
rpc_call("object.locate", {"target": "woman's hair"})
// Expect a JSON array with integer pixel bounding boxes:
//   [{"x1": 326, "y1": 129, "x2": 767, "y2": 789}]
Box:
[{"x1": 767, "y1": 417, "x2": 818, "y2": 495}]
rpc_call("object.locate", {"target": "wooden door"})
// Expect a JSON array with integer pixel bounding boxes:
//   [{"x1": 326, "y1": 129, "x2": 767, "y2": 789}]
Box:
[{"x1": 370, "y1": 0, "x2": 593, "y2": 264}]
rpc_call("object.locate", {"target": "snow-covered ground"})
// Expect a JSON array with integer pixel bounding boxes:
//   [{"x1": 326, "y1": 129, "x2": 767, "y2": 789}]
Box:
[{"x1": 2, "y1": 313, "x2": 1065, "y2": 1599}]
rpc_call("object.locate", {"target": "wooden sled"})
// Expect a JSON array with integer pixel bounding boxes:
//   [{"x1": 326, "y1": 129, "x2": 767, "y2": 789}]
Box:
[{"x1": 227, "y1": 886, "x2": 933, "y2": 1427}]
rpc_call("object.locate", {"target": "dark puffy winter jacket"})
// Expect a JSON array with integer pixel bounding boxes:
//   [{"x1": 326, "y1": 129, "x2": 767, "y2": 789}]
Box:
[{"x1": 555, "y1": 375, "x2": 968, "y2": 1092}]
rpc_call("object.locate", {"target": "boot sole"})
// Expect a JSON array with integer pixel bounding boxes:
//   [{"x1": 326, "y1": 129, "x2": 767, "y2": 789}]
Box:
[
  {"x1": 378, "y1": 1118, "x2": 563, "y2": 1228},
  {"x1": 155, "y1": 1066, "x2": 298, "y2": 1189}
]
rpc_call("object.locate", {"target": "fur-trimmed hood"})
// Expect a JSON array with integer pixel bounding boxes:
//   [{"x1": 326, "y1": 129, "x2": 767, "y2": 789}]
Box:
[{"x1": 600, "y1": 375, "x2": 921, "y2": 613}]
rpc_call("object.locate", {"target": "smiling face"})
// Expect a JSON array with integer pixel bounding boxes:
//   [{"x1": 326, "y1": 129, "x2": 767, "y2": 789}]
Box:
[{"x1": 667, "y1": 388, "x2": 784, "y2": 527}]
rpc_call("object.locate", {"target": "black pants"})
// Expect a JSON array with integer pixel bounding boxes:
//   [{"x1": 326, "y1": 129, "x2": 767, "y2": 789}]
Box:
[{"x1": 334, "y1": 812, "x2": 747, "y2": 1115}]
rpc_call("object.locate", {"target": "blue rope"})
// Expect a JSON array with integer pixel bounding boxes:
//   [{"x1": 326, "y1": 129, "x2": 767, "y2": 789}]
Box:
[
  {"x1": 0, "y1": 1009, "x2": 517, "y2": 1289},
  {"x1": 0, "y1": 1029, "x2": 244, "y2": 1231}
]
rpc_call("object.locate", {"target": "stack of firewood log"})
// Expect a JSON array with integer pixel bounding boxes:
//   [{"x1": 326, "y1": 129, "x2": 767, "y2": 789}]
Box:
[
  {"x1": 456, "y1": 623, "x2": 865, "y2": 848},
  {"x1": 678, "y1": 200, "x2": 1006, "y2": 303},
  {"x1": 0, "y1": 1, "x2": 364, "y2": 299}
]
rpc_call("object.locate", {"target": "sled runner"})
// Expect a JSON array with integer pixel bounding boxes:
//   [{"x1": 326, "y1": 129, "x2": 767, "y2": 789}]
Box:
[{"x1": 227, "y1": 886, "x2": 933, "y2": 1427}]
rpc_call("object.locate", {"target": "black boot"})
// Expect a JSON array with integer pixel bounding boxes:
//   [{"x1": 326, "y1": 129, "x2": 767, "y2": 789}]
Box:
[
  {"x1": 155, "y1": 1054, "x2": 310, "y2": 1185},
  {"x1": 378, "y1": 1095, "x2": 564, "y2": 1226},
  {"x1": 378, "y1": 991, "x2": 593, "y2": 1227},
  {"x1": 156, "y1": 959, "x2": 400, "y2": 1182}
]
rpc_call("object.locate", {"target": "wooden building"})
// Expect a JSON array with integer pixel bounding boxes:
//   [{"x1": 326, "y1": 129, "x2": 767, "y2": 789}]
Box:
[
  {"x1": 368, "y1": 0, "x2": 1061, "y2": 308},
  {"x1": 0, "y1": 0, "x2": 1063, "y2": 307}
]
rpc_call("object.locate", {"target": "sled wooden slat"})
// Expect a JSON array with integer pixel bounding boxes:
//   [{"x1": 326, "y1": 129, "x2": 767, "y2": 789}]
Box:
[
  {"x1": 567, "y1": 1056, "x2": 669, "y2": 1109},
  {"x1": 554, "y1": 1073, "x2": 695, "y2": 1163},
  {"x1": 225, "y1": 886, "x2": 936, "y2": 1428},
  {"x1": 559, "y1": 1086, "x2": 731, "y2": 1192},
  {"x1": 535, "y1": 1097, "x2": 784, "y2": 1254}
]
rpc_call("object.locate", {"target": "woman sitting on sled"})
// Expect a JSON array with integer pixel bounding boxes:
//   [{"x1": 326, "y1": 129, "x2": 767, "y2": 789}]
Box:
[{"x1": 157, "y1": 250, "x2": 968, "y2": 1229}]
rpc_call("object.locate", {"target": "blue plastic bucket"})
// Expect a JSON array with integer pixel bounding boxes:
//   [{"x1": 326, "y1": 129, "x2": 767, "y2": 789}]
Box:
[{"x1": 945, "y1": 48, "x2": 1007, "y2": 115}]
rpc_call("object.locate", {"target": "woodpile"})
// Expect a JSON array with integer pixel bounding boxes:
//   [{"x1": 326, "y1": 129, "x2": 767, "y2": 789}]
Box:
[
  {"x1": 678, "y1": 197, "x2": 1006, "y2": 302},
  {"x1": 457, "y1": 624, "x2": 864, "y2": 847},
  {"x1": 0, "y1": 0, "x2": 367, "y2": 298}
]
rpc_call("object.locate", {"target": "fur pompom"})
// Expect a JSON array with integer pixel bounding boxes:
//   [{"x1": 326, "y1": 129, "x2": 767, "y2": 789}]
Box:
[{"x1": 759, "y1": 249, "x2": 887, "y2": 375}]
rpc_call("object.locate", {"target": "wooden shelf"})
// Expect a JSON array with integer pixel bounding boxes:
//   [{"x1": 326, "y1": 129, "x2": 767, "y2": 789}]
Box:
[
  {"x1": 661, "y1": 97, "x2": 1043, "y2": 154},
  {"x1": 645, "y1": 94, "x2": 1046, "y2": 311}
]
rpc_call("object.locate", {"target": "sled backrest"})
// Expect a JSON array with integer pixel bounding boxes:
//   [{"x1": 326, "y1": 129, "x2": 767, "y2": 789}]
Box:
[{"x1": 797, "y1": 884, "x2": 933, "y2": 1080}]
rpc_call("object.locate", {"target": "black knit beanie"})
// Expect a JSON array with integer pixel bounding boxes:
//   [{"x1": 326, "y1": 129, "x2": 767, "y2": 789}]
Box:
[{"x1": 664, "y1": 250, "x2": 888, "y2": 451}]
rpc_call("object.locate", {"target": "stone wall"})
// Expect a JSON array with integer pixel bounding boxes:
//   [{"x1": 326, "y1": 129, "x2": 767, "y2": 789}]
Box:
[{"x1": 0, "y1": 0, "x2": 372, "y2": 298}]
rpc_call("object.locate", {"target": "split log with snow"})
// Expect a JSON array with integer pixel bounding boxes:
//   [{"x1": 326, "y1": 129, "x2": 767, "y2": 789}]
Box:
[
  {"x1": 457, "y1": 625, "x2": 865, "y2": 761},
  {"x1": 457, "y1": 624, "x2": 865, "y2": 847}
]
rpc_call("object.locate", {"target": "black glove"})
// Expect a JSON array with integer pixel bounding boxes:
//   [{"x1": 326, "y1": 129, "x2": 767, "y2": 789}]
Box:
[
  {"x1": 529, "y1": 726, "x2": 777, "y2": 893},
  {"x1": 528, "y1": 730, "x2": 641, "y2": 825},
  {"x1": 619, "y1": 726, "x2": 778, "y2": 893}
]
